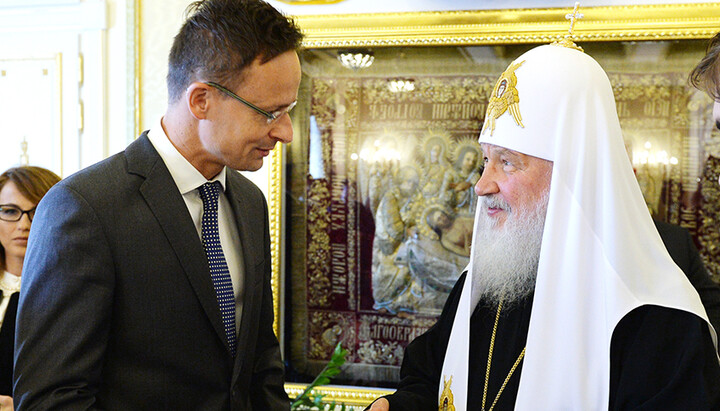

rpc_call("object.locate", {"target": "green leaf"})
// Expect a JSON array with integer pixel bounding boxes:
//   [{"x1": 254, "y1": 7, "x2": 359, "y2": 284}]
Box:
[
  {"x1": 291, "y1": 342, "x2": 349, "y2": 410},
  {"x1": 312, "y1": 395, "x2": 324, "y2": 406}
]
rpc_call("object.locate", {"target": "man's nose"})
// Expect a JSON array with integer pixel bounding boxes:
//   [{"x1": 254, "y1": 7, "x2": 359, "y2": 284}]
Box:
[
  {"x1": 269, "y1": 113, "x2": 293, "y2": 144},
  {"x1": 475, "y1": 168, "x2": 499, "y2": 196}
]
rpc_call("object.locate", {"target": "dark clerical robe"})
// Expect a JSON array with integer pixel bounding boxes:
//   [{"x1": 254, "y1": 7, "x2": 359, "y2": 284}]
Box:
[{"x1": 383, "y1": 273, "x2": 720, "y2": 410}]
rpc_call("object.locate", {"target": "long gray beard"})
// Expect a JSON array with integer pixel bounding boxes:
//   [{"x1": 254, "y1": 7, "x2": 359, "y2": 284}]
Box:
[{"x1": 470, "y1": 189, "x2": 550, "y2": 309}]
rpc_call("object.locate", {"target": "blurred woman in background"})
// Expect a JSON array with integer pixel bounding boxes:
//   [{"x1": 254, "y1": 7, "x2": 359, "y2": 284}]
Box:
[{"x1": 0, "y1": 166, "x2": 60, "y2": 409}]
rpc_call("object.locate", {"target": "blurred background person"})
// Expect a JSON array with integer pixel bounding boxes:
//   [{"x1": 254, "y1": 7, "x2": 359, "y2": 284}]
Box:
[
  {"x1": 0, "y1": 166, "x2": 60, "y2": 409},
  {"x1": 690, "y1": 31, "x2": 720, "y2": 127},
  {"x1": 654, "y1": 219, "x2": 720, "y2": 335}
]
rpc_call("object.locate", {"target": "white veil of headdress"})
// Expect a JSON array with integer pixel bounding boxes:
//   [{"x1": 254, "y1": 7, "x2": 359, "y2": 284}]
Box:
[{"x1": 440, "y1": 44, "x2": 716, "y2": 410}]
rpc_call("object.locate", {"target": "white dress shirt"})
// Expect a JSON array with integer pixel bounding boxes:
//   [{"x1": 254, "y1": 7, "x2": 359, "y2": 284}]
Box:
[{"x1": 147, "y1": 118, "x2": 245, "y2": 328}]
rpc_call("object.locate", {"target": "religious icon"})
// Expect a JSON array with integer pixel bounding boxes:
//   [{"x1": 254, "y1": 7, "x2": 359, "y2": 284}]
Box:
[
  {"x1": 371, "y1": 163, "x2": 423, "y2": 314},
  {"x1": 366, "y1": 132, "x2": 481, "y2": 316},
  {"x1": 482, "y1": 60, "x2": 525, "y2": 136},
  {"x1": 440, "y1": 139, "x2": 482, "y2": 216}
]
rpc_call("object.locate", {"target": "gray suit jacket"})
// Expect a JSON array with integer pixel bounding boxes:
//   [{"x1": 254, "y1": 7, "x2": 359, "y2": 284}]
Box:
[{"x1": 14, "y1": 134, "x2": 288, "y2": 410}]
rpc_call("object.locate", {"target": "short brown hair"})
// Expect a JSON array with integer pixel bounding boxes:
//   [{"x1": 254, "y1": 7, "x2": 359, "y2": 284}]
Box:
[
  {"x1": 166, "y1": 0, "x2": 304, "y2": 102},
  {"x1": 0, "y1": 166, "x2": 61, "y2": 271},
  {"x1": 690, "y1": 32, "x2": 720, "y2": 100}
]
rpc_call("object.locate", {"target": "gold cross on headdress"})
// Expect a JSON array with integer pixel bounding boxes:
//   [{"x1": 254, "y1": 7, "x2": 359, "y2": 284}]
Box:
[
  {"x1": 552, "y1": 2, "x2": 584, "y2": 52},
  {"x1": 565, "y1": 2, "x2": 584, "y2": 38}
]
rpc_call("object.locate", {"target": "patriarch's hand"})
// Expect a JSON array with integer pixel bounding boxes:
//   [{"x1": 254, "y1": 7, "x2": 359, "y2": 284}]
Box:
[
  {"x1": 0, "y1": 395, "x2": 13, "y2": 410},
  {"x1": 368, "y1": 397, "x2": 389, "y2": 411}
]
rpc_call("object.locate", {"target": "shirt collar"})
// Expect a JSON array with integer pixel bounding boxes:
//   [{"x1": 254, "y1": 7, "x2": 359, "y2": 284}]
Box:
[
  {"x1": 147, "y1": 117, "x2": 227, "y2": 194},
  {"x1": 0, "y1": 271, "x2": 21, "y2": 294}
]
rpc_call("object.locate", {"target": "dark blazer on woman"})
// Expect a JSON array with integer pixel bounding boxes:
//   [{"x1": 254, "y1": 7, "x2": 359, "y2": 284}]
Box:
[{"x1": 0, "y1": 291, "x2": 18, "y2": 396}]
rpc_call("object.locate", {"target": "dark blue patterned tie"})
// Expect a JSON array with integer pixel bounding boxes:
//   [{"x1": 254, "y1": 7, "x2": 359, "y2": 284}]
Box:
[{"x1": 198, "y1": 181, "x2": 236, "y2": 357}]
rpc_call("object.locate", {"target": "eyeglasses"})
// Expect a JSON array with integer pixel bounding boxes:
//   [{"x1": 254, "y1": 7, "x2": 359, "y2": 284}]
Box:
[
  {"x1": 205, "y1": 81, "x2": 297, "y2": 125},
  {"x1": 0, "y1": 204, "x2": 36, "y2": 222}
]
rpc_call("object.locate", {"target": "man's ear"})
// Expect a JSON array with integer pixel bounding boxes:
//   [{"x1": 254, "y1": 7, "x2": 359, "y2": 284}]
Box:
[{"x1": 185, "y1": 82, "x2": 212, "y2": 120}]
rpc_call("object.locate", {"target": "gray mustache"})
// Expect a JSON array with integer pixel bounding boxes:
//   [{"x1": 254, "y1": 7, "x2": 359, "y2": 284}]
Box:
[{"x1": 481, "y1": 194, "x2": 511, "y2": 212}]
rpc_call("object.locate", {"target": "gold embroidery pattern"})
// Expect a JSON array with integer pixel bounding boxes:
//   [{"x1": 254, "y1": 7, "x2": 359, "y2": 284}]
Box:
[
  {"x1": 481, "y1": 60, "x2": 525, "y2": 136},
  {"x1": 439, "y1": 375, "x2": 456, "y2": 411}
]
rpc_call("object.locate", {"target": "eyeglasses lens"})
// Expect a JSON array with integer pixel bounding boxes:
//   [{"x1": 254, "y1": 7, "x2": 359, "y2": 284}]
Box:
[
  {"x1": 0, "y1": 205, "x2": 34, "y2": 222},
  {"x1": 0, "y1": 206, "x2": 21, "y2": 222}
]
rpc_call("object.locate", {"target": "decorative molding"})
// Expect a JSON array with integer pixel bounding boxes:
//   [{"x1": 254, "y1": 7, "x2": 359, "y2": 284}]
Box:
[
  {"x1": 284, "y1": 383, "x2": 394, "y2": 407},
  {"x1": 269, "y1": 146, "x2": 284, "y2": 337},
  {"x1": 294, "y1": 3, "x2": 720, "y2": 48},
  {"x1": 277, "y1": 0, "x2": 346, "y2": 4}
]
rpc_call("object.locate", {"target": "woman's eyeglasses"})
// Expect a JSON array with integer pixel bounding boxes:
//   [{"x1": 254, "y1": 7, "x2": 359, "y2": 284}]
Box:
[{"x1": 0, "y1": 204, "x2": 36, "y2": 222}]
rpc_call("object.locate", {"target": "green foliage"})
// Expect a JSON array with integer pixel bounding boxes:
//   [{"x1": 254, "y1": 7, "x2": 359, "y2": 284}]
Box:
[{"x1": 291, "y1": 342, "x2": 349, "y2": 410}]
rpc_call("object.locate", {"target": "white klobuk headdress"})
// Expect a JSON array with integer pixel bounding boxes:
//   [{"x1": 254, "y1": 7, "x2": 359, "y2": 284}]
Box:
[{"x1": 440, "y1": 43, "x2": 717, "y2": 409}]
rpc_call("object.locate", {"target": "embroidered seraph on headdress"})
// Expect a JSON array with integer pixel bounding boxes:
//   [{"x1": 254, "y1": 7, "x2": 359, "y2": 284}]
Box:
[{"x1": 481, "y1": 60, "x2": 525, "y2": 136}]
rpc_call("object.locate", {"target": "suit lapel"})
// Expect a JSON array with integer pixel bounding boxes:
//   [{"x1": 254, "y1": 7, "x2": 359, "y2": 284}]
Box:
[
  {"x1": 225, "y1": 172, "x2": 265, "y2": 377},
  {"x1": 125, "y1": 135, "x2": 230, "y2": 353}
]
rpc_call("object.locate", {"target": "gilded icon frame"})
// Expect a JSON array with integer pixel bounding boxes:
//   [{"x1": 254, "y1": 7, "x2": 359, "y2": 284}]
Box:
[{"x1": 272, "y1": 3, "x2": 720, "y2": 407}]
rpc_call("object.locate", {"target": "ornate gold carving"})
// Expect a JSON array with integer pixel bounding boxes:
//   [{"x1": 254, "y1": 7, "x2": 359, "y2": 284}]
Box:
[
  {"x1": 357, "y1": 76, "x2": 494, "y2": 132},
  {"x1": 276, "y1": 0, "x2": 346, "y2": 4},
  {"x1": 295, "y1": 4, "x2": 720, "y2": 49},
  {"x1": 306, "y1": 179, "x2": 332, "y2": 307},
  {"x1": 269, "y1": 147, "x2": 284, "y2": 337},
  {"x1": 284, "y1": 383, "x2": 394, "y2": 407},
  {"x1": 308, "y1": 311, "x2": 356, "y2": 360},
  {"x1": 355, "y1": 314, "x2": 436, "y2": 365},
  {"x1": 356, "y1": 340, "x2": 405, "y2": 366}
]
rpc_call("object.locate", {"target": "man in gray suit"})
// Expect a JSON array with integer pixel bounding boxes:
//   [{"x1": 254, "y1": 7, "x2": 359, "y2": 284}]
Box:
[{"x1": 13, "y1": 1, "x2": 302, "y2": 409}]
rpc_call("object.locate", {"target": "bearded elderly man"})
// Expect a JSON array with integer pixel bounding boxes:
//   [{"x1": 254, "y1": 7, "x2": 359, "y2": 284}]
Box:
[{"x1": 368, "y1": 42, "x2": 720, "y2": 411}]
